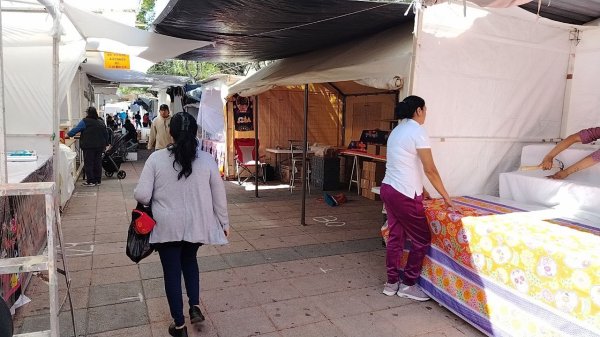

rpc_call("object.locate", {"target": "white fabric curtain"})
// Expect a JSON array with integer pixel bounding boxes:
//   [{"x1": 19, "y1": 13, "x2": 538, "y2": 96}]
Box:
[
  {"x1": 3, "y1": 10, "x2": 84, "y2": 154},
  {"x1": 564, "y1": 28, "x2": 600, "y2": 135},
  {"x1": 414, "y1": 3, "x2": 573, "y2": 196}
]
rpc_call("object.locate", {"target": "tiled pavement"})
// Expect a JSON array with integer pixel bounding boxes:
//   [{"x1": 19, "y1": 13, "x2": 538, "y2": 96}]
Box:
[{"x1": 12, "y1": 150, "x2": 484, "y2": 337}]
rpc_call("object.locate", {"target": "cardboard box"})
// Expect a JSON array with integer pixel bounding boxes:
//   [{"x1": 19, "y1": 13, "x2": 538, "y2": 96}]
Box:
[
  {"x1": 361, "y1": 188, "x2": 380, "y2": 201},
  {"x1": 366, "y1": 144, "x2": 378, "y2": 156},
  {"x1": 378, "y1": 146, "x2": 387, "y2": 158},
  {"x1": 360, "y1": 179, "x2": 373, "y2": 189}
]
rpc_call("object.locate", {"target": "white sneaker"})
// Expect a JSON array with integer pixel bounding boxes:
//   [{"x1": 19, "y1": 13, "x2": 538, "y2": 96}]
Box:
[
  {"x1": 397, "y1": 284, "x2": 430, "y2": 301},
  {"x1": 382, "y1": 282, "x2": 400, "y2": 296}
]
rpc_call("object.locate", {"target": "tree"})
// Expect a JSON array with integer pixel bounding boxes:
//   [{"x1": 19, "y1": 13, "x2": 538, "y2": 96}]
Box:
[
  {"x1": 136, "y1": 0, "x2": 271, "y2": 81},
  {"x1": 136, "y1": 0, "x2": 156, "y2": 30}
]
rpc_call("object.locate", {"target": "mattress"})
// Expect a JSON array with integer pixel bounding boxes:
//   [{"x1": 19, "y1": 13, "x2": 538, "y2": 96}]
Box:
[
  {"x1": 499, "y1": 170, "x2": 600, "y2": 218},
  {"x1": 384, "y1": 195, "x2": 600, "y2": 337}
]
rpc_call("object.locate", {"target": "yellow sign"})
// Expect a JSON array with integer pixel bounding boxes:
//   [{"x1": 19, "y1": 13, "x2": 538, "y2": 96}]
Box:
[{"x1": 103, "y1": 52, "x2": 130, "y2": 70}]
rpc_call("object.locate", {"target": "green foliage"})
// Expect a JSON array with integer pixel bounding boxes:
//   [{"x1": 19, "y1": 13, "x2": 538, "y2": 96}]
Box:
[
  {"x1": 147, "y1": 60, "x2": 224, "y2": 82},
  {"x1": 117, "y1": 87, "x2": 150, "y2": 96},
  {"x1": 136, "y1": 0, "x2": 156, "y2": 30}
]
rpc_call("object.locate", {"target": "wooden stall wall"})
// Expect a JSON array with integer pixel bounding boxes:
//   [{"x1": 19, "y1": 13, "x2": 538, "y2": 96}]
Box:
[
  {"x1": 226, "y1": 85, "x2": 342, "y2": 178},
  {"x1": 344, "y1": 94, "x2": 396, "y2": 146}
]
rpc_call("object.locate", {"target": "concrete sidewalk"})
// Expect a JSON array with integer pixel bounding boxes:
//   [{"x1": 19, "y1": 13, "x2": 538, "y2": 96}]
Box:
[{"x1": 12, "y1": 151, "x2": 484, "y2": 337}]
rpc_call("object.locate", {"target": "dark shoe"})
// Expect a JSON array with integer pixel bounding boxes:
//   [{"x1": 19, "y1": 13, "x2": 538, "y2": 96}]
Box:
[
  {"x1": 189, "y1": 305, "x2": 205, "y2": 323},
  {"x1": 168, "y1": 322, "x2": 188, "y2": 337}
]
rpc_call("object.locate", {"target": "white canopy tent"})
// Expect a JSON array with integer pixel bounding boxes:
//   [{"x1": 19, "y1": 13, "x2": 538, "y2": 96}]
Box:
[
  {"x1": 414, "y1": 3, "x2": 600, "y2": 196},
  {"x1": 228, "y1": 1, "x2": 600, "y2": 198},
  {"x1": 0, "y1": 0, "x2": 212, "y2": 156},
  {"x1": 228, "y1": 22, "x2": 413, "y2": 97}
]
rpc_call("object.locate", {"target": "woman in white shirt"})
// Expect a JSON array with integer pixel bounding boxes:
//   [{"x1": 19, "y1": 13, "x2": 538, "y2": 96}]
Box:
[{"x1": 381, "y1": 96, "x2": 456, "y2": 301}]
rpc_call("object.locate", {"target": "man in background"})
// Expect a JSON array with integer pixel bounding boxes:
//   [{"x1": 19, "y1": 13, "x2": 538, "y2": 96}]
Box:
[{"x1": 148, "y1": 104, "x2": 172, "y2": 150}]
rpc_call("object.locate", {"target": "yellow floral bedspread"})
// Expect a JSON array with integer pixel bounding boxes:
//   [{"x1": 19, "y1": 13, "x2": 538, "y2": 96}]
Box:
[{"x1": 383, "y1": 196, "x2": 600, "y2": 336}]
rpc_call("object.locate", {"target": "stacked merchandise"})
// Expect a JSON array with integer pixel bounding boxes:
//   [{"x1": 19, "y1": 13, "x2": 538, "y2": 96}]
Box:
[{"x1": 361, "y1": 161, "x2": 385, "y2": 200}]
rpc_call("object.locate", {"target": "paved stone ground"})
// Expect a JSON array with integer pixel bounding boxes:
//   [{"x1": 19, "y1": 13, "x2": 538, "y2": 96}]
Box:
[{"x1": 12, "y1": 150, "x2": 485, "y2": 337}]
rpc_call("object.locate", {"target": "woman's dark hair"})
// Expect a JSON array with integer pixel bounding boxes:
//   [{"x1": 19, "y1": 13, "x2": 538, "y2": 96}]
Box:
[
  {"x1": 395, "y1": 95, "x2": 425, "y2": 120},
  {"x1": 168, "y1": 112, "x2": 198, "y2": 180},
  {"x1": 86, "y1": 106, "x2": 99, "y2": 119},
  {"x1": 124, "y1": 118, "x2": 132, "y2": 125},
  {"x1": 159, "y1": 104, "x2": 169, "y2": 111}
]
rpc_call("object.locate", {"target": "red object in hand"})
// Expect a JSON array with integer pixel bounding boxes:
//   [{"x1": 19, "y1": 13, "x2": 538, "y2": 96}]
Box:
[
  {"x1": 59, "y1": 130, "x2": 65, "y2": 139},
  {"x1": 132, "y1": 210, "x2": 156, "y2": 235}
]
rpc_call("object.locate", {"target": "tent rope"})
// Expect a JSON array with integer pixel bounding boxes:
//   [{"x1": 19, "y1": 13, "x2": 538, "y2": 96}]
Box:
[{"x1": 247, "y1": 3, "x2": 394, "y2": 37}]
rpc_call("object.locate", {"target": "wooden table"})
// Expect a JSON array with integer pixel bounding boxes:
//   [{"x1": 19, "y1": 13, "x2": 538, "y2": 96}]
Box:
[
  {"x1": 338, "y1": 149, "x2": 386, "y2": 194},
  {"x1": 266, "y1": 148, "x2": 315, "y2": 177}
]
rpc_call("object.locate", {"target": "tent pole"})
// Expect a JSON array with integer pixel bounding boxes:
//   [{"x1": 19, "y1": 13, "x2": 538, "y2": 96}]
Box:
[
  {"x1": 407, "y1": 5, "x2": 423, "y2": 96},
  {"x1": 0, "y1": 1, "x2": 8, "y2": 184},
  {"x1": 301, "y1": 84, "x2": 308, "y2": 226},
  {"x1": 254, "y1": 95, "x2": 259, "y2": 198},
  {"x1": 341, "y1": 95, "x2": 346, "y2": 146}
]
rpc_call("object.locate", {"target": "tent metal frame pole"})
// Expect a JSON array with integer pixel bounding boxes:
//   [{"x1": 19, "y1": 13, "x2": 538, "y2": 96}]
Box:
[
  {"x1": 254, "y1": 95, "x2": 259, "y2": 198},
  {"x1": 407, "y1": 6, "x2": 423, "y2": 96},
  {"x1": 301, "y1": 84, "x2": 308, "y2": 226},
  {"x1": 341, "y1": 95, "x2": 346, "y2": 146},
  {"x1": 0, "y1": 1, "x2": 8, "y2": 184},
  {"x1": 326, "y1": 82, "x2": 346, "y2": 146}
]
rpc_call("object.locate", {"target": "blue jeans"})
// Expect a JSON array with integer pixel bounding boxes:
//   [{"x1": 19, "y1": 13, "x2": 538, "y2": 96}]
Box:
[{"x1": 155, "y1": 241, "x2": 202, "y2": 326}]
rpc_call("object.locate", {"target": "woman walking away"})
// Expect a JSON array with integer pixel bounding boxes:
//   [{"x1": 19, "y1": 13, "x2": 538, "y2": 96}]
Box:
[
  {"x1": 381, "y1": 96, "x2": 457, "y2": 301},
  {"x1": 134, "y1": 112, "x2": 229, "y2": 337},
  {"x1": 67, "y1": 106, "x2": 108, "y2": 186}
]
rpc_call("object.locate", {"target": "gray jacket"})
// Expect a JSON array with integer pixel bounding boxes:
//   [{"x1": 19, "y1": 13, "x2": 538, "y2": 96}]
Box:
[{"x1": 134, "y1": 149, "x2": 229, "y2": 245}]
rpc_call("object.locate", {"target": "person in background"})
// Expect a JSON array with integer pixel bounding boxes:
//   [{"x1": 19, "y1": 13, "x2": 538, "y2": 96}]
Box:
[
  {"x1": 148, "y1": 104, "x2": 172, "y2": 150},
  {"x1": 123, "y1": 118, "x2": 138, "y2": 144},
  {"x1": 67, "y1": 107, "x2": 108, "y2": 186},
  {"x1": 134, "y1": 112, "x2": 229, "y2": 337},
  {"x1": 143, "y1": 112, "x2": 150, "y2": 128},
  {"x1": 381, "y1": 95, "x2": 457, "y2": 301},
  {"x1": 106, "y1": 115, "x2": 116, "y2": 131},
  {"x1": 539, "y1": 127, "x2": 600, "y2": 179},
  {"x1": 134, "y1": 112, "x2": 142, "y2": 129},
  {"x1": 118, "y1": 109, "x2": 127, "y2": 125}
]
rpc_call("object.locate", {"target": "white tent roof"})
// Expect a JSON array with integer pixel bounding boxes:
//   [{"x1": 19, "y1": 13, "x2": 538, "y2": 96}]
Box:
[
  {"x1": 228, "y1": 23, "x2": 414, "y2": 97},
  {"x1": 62, "y1": 2, "x2": 212, "y2": 64}
]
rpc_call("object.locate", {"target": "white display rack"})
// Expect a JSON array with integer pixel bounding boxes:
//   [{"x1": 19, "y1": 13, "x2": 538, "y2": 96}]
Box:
[{"x1": 0, "y1": 182, "x2": 59, "y2": 337}]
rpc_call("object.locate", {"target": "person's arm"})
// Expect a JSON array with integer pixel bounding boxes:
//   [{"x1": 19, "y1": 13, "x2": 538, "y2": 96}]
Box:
[
  {"x1": 67, "y1": 120, "x2": 86, "y2": 137},
  {"x1": 540, "y1": 133, "x2": 582, "y2": 169},
  {"x1": 208, "y1": 157, "x2": 230, "y2": 237},
  {"x1": 417, "y1": 148, "x2": 457, "y2": 210},
  {"x1": 147, "y1": 121, "x2": 156, "y2": 150},
  {"x1": 547, "y1": 154, "x2": 599, "y2": 180},
  {"x1": 133, "y1": 155, "x2": 155, "y2": 205}
]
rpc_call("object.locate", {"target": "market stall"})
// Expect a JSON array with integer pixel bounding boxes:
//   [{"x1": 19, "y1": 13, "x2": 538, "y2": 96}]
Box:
[{"x1": 389, "y1": 195, "x2": 600, "y2": 336}]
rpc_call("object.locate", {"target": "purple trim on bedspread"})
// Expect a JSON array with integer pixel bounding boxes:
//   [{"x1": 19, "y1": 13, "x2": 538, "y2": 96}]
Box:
[{"x1": 426, "y1": 246, "x2": 599, "y2": 337}]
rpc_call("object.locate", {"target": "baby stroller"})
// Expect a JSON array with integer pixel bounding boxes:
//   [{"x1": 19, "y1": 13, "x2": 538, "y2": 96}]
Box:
[{"x1": 102, "y1": 131, "x2": 128, "y2": 179}]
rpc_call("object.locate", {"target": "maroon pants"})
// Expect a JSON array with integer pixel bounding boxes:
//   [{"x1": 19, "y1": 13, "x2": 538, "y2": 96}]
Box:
[{"x1": 380, "y1": 183, "x2": 431, "y2": 286}]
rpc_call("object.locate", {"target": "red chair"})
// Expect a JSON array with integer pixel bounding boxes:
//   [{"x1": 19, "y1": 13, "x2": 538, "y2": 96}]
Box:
[{"x1": 233, "y1": 138, "x2": 266, "y2": 185}]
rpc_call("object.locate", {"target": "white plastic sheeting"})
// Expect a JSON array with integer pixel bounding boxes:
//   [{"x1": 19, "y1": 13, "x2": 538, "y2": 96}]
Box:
[
  {"x1": 2, "y1": 6, "x2": 85, "y2": 155},
  {"x1": 62, "y1": 3, "x2": 211, "y2": 63},
  {"x1": 198, "y1": 81, "x2": 227, "y2": 139},
  {"x1": 415, "y1": 3, "x2": 577, "y2": 196},
  {"x1": 228, "y1": 23, "x2": 414, "y2": 97},
  {"x1": 565, "y1": 28, "x2": 600, "y2": 135},
  {"x1": 61, "y1": 2, "x2": 211, "y2": 86},
  {"x1": 58, "y1": 144, "x2": 76, "y2": 207},
  {"x1": 499, "y1": 144, "x2": 600, "y2": 217}
]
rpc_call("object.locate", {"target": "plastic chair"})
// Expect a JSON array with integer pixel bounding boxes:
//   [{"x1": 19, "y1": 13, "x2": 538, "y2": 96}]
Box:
[
  {"x1": 234, "y1": 138, "x2": 266, "y2": 185},
  {"x1": 289, "y1": 140, "x2": 311, "y2": 193}
]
